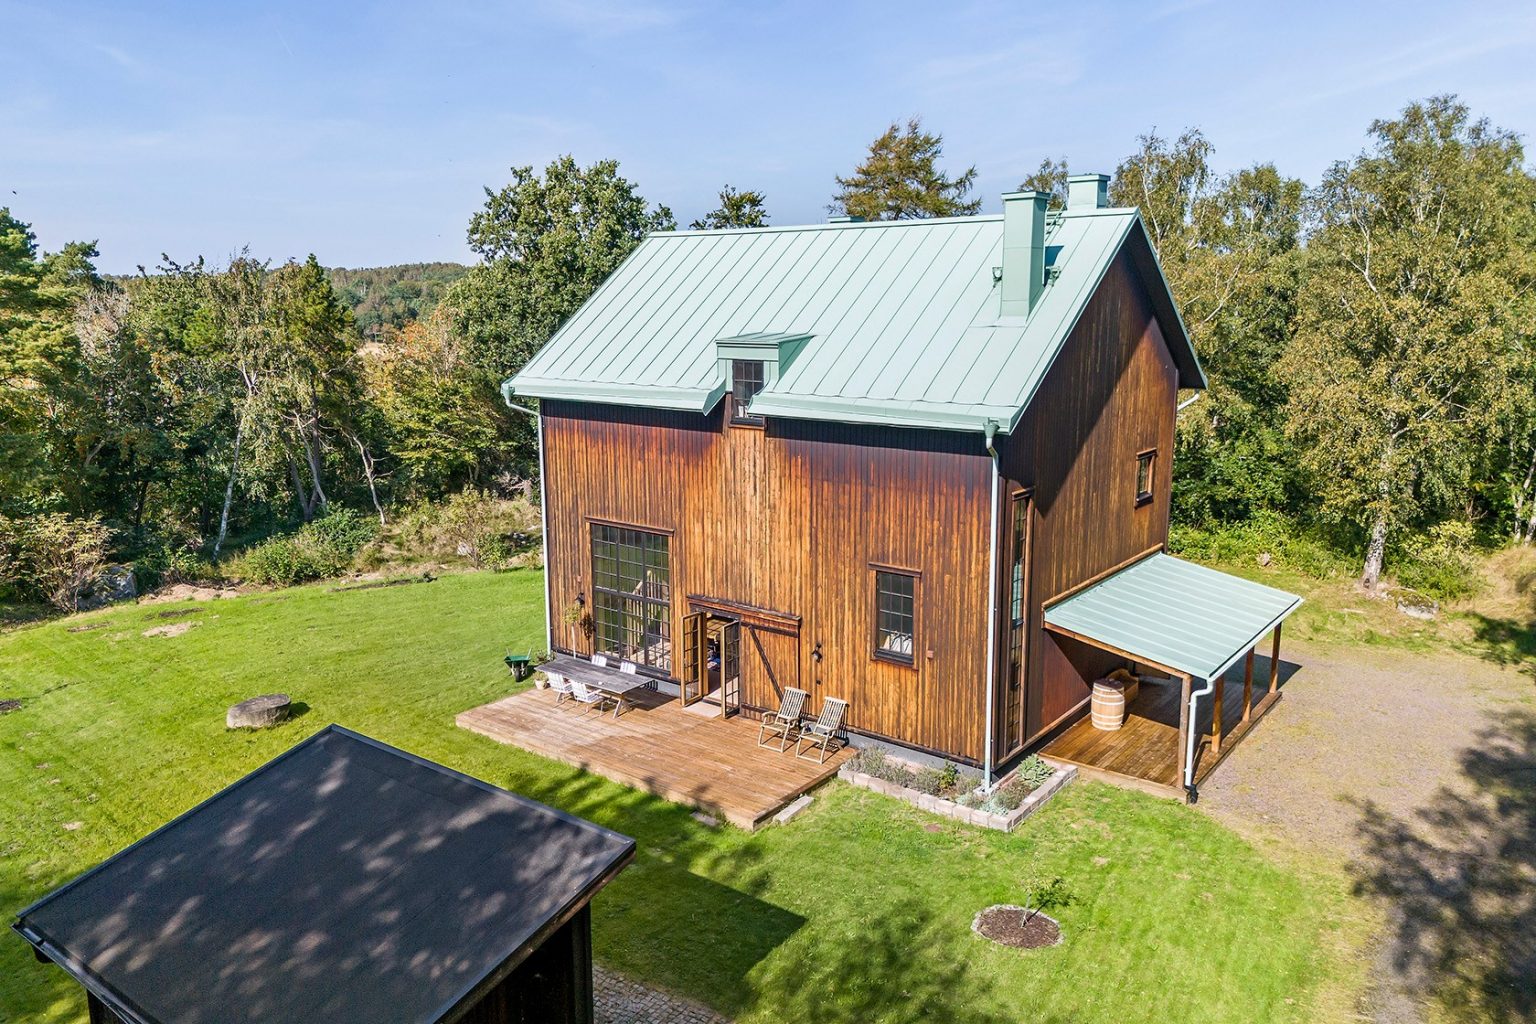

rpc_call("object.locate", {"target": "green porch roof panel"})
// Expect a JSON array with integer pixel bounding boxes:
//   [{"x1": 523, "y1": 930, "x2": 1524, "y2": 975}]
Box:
[
  {"x1": 1043, "y1": 553, "x2": 1302, "y2": 681},
  {"x1": 505, "y1": 207, "x2": 1204, "y2": 431}
]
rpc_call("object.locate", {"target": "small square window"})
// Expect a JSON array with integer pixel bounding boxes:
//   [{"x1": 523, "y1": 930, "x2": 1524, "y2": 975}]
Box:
[
  {"x1": 873, "y1": 569, "x2": 916, "y2": 664},
  {"x1": 731, "y1": 360, "x2": 765, "y2": 424},
  {"x1": 1135, "y1": 449, "x2": 1156, "y2": 506}
]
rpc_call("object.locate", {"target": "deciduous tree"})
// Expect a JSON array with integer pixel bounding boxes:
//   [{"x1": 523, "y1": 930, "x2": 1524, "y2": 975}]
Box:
[{"x1": 691, "y1": 185, "x2": 769, "y2": 230}]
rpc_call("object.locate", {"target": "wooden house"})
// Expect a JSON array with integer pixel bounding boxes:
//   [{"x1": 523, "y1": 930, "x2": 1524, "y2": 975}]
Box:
[
  {"x1": 13, "y1": 727, "x2": 634, "y2": 1024},
  {"x1": 505, "y1": 176, "x2": 1301, "y2": 798}
]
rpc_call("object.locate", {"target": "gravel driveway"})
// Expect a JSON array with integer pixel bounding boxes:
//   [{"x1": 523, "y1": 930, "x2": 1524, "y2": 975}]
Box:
[{"x1": 1197, "y1": 640, "x2": 1535, "y2": 1024}]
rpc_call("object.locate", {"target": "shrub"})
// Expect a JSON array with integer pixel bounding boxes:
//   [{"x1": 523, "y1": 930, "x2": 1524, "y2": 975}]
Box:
[
  {"x1": 0, "y1": 513, "x2": 113, "y2": 611},
  {"x1": 390, "y1": 489, "x2": 541, "y2": 569},
  {"x1": 133, "y1": 542, "x2": 224, "y2": 590},
  {"x1": 229, "y1": 507, "x2": 379, "y2": 587},
  {"x1": 1391, "y1": 521, "x2": 1483, "y2": 601},
  {"x1": 1169, "y1": 510, "x2": 1351, "y2": 579}
]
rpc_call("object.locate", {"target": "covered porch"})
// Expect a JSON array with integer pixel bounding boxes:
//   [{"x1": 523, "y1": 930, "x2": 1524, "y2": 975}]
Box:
[
  {"x1": 457, "y1": 684, "x2": 850, "y2": 830},
  {"x1": 1038, "y1": 553, "x2": 1301, "y2": 801}
]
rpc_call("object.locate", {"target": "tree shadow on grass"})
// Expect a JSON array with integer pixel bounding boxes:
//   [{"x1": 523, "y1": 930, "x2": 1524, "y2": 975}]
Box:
[
  {"x1": 1465, "y1": 612, "x2": 1536, "y2": 681},
  {"x1": 745, "y1": 899, "x2": 1022, "y2": 1024},
  {"x1": 1350, "y1": 709, "x2": 1536, "y2": 1022}
]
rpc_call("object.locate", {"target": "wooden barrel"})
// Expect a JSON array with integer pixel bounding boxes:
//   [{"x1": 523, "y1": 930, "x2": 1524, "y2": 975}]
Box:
[{"x1": 1090, "y1": 680, "x2": 1126, "y2": 731}]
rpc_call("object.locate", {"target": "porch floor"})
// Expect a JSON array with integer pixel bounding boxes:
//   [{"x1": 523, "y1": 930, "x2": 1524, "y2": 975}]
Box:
[
  {"x1": 456, "y1": 686, "x2": 850, "y2": 830},
  {"x1": 1038, "y1": 670, "x2": 1281, "y2": 799}
]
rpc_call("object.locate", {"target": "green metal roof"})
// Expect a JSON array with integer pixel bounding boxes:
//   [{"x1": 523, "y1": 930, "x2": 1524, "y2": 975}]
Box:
[
  {"x1": 506, "y1": 207, "x2": 1204, "y2": 433},
  {"x1": 1043, "y1": 553, "x2": 1302, "y2": 681}
]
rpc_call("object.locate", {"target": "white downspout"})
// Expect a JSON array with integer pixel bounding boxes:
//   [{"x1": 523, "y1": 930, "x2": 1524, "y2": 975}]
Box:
[
  {"x1": 501, "y1": 383, "x2": 553, "y2": 653},
  {"x1": 1183, "y1": 675, "x2": 1214, "y2": 793},
  {"x1": 982, "y1": 420, "x2": 1001, "y2": 792}
]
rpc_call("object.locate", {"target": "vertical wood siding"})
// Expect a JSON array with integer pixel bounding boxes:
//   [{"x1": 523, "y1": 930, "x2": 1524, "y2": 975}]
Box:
[
  {"x1": 999, "y1": 248, "x2": 1179, "y2": 748},
  {"x1": 542, "y1": 402, "x2": 992, "y2": 763}
]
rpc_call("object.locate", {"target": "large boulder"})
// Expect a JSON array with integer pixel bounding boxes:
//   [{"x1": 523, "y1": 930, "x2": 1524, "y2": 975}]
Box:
[
  {"x1": 81, "y1": 565, "x2": 137, "y2": 609},
  {"x1": 227, "y1": 694, "x2": 291, "y2": 730}
]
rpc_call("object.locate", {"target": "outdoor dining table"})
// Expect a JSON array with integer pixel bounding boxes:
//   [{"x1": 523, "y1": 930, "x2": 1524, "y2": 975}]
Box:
[{"x1": 541, "y1": 654, "x2": 650, "y2": 717}]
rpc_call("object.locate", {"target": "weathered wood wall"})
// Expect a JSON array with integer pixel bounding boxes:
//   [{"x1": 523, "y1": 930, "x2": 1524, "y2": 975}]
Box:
[
  {"x1": 542, "y1": 398, "x2": 993, "y2": 763},
  {"x1": 997, "y1": 246, "x2": 1179, "y2": 754}
]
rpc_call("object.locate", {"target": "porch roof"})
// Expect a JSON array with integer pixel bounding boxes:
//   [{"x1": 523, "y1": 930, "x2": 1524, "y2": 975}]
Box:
[{"x1": 1043, "y1": 553, "x2": 1302, "y2": 681}]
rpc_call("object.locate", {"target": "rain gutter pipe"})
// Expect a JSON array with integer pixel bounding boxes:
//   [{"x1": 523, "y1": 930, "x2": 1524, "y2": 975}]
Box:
[
  {"x1": 1183, "y1": 675, "x2": 1215, "y2": 798},
  {"x1": 982, "y1": 419, "x2": 1001, "y2": 792},
  {"x1": 501, "y1": 381, "x2": 553, "y2": 653}
]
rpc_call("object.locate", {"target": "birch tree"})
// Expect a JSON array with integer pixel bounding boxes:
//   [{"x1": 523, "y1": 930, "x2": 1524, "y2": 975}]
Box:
[{"x1": 1280, "y1": 96, "x2": 1535, "y2": 588}]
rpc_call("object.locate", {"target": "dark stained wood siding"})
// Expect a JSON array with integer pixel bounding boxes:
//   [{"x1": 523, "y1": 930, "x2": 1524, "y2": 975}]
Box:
[
  {"x1": 996, "y1": 247, "x2": 1180, "y2": 750},
  {"x1": 541, "y1": 242, "x2": 1180, "y2": 767},
  {"x1": 542, "y1": 403, "x2": 992, "y2": 763}
]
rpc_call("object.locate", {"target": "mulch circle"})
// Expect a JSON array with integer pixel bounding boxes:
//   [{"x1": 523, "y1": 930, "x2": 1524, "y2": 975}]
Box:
[
  {"x1": 972, "y1": 905, "x2": 1062, "y2": 949},
  {"x1": 0, "y1": 699, "x2": 21, "y2": 714}
]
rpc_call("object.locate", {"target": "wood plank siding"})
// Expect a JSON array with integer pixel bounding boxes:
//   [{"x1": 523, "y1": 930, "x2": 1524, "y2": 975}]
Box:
[
  {"x1": 541, "y1": 249, "x2": 1180, "y2": 768},
  {"x1": 542, "y1": 399, "x2": 993, "y2": 764},
  {"x1": 995, "y1": 249, "x2": 1180, "y2": 759}
]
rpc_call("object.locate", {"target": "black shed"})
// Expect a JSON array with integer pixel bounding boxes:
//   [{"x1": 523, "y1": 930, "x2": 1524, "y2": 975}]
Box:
[{"x1": 13, "y1": 726, "x2": 634, "y2": 1024}]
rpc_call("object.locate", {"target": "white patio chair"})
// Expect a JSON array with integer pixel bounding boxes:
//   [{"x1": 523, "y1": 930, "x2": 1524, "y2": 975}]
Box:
[
  {"x1": 795, "y1": 697, "x2": 849, "y2": 764},
  {"x1": 619, "y1": 660, "x2": 637, "y2": 674},
  {"x1": 568, "y1": 678, "x2": 614, "y2": 715},
  {"x1": 758, "y1": 687, "x2": 810, "y2": 751},
  {"x1": 546, "y1": 672, "x2": 575, "y2": 706},
  {"x1": 590, "y1": 654, "x2": 609, "y2": 667}
]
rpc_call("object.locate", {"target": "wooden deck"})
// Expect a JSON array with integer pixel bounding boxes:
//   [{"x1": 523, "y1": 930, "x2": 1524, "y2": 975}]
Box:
[
  {"x1": 457, "y1": 687, "x2": 850, "y2": 830},
  {"x1": 1039, "y1": 670, "x2": 1281, "y2": 799}
]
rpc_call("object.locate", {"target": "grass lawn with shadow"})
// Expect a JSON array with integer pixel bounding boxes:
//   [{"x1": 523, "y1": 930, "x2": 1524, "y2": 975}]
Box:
[{"x1": 0, "y1": 570, "x2": 1369, "y2": 1024}]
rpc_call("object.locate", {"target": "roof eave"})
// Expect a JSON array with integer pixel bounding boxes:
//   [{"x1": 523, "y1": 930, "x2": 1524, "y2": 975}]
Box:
[
  {"x1": 748, "y1": 394, "x2": 1012, "y2": 434},
  {"x1": 508, "y1": 376, "x2": 727, "y2": 414}
]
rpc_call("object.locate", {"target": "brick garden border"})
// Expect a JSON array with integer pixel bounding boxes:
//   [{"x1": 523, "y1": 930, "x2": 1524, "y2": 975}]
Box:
[{"x1": 839, "y1": 759, "x2": 1076, "y2": 831}]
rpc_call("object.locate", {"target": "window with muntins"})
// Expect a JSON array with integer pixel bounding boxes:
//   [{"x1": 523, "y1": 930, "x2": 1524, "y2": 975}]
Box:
[
  {"x1": 590, "y1": 524, "x2": 671, "y2": 671},
  {"x1": 1135, "y1": 449, "x2": 1156, "y2": 506},
  {"x1": 874, "y1": 569, "x2": 916, "y2": 664},
  {"x1": 731, "y1": 359, "x2": 765, "y2": 423}
]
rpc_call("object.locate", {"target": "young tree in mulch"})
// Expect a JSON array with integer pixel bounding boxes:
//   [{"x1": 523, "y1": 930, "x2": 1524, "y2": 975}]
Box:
[{"x1": 973, "y1": 875, "x2": 1076, "y2": 950}]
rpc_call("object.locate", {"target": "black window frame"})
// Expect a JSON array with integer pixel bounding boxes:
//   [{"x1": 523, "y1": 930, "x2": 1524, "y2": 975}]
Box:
[
  {"x1": 872, "y1": 567, "x2": 918, "y2": 666},
  {"x1": 1135, "y1": 448, "x2": 1156, "y2": 506},
  {"x1": 730, "y1": 359, "x2": 766, "y2": 425},
  {"x1": 590, "y1": 523, "x2": 672, "y2": 674}
]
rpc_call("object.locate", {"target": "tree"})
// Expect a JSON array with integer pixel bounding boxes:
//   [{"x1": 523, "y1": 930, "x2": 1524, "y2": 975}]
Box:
[
  {"x1": 831, "y1": 118, "x2": 980, "y2": 221},
  {"x1": 1107, "y1": 132, "x2": 1305, "y2": 524},
  {"x1": 1279, "y1": 97, "x2": 1535, "y2": 588},
  {"x1": 1017, "y1": 157, "x2": 1069, "y2": 208},
  {"x1": 450, "y1": 155, "x2": 675, "y2": 382},
  {"x1": 691, "y1": 186, "x2": 769, "y2": 230}
]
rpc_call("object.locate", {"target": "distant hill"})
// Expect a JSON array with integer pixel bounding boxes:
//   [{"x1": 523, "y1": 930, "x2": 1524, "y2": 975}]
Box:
[{"x1": 325, "y1": 262, "x2": 469, "y2": 339}]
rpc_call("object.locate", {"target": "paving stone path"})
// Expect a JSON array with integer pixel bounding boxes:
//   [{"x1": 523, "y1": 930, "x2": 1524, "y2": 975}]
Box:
[{"x1": 595, "y1": 966, "x2": 732, "y2": 1024}]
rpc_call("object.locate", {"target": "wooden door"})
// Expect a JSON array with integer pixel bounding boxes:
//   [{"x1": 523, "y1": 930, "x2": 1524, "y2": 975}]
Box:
[{"x1": 680, "y1": 611, "x2": 707, "y2": 705}]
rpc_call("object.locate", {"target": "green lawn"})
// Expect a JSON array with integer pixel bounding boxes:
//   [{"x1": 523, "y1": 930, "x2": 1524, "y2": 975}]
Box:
[{"x1": 0, "y1": 572, "x2": 1365, "y2": 1023}]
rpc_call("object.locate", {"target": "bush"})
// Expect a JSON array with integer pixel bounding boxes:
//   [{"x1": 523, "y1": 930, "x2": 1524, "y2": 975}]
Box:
[
  {"x1": 0, "y1": 513, "x2": 113, "y2": 611},
  {"x1": 846, "y1": 748, "x2": 980, "y2": 800},
  {"x1": 390, "y1": 489, "x2": 541, "y2": 570},
  {"x1": 133, "y1": 542, "x2": 224, "y2": 591},
  {"x1": 229, "y1": 507, "x2": 379, "y2": 587},
  {"x1": 1169, "y1": 510, "x2": 1352, "y2": 579},
  {"x1": 1391, "y1": 521, "x2": 1483, "y2": 601},
  {"x1": 986, "y1": 757, "x2": 1056, "y2": 812}
]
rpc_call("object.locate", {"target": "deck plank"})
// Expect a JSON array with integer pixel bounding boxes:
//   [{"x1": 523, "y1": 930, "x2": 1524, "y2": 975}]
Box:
[
  {"x1": 1040, "y1": 674, "x2": 1278, "y2": 797},
  {"x1": 457, "y1": 688, "x2": 848, "y2": 829}
]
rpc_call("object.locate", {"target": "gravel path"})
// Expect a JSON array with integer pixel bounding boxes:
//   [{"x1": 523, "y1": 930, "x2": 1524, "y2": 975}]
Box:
[{"x1": 1197, "y1": 640, "x2": 1535, "y2": 1024}]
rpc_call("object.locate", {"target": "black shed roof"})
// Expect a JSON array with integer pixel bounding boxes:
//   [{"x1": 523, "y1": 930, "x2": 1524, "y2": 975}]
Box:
[{"x1": 14, "y1": 726, "x2": 634, "y2": 1024}]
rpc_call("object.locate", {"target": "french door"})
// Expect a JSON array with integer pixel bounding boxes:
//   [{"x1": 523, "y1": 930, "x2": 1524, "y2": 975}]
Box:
[
  {"x1": 680, "y1": 612, "x2": 707, "y2": 705},
  {"x1": 719, "y1": 620, "x2": 741, "y2": 715}
]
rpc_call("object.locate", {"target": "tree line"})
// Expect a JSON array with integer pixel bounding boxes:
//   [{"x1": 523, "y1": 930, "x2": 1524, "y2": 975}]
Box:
[{"x1": 2, "y1": 93, "x2": 1533, "y2": 610}]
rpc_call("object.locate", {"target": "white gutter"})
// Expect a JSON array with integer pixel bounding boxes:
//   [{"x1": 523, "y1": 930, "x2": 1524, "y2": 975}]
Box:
[
  {"x1": 981, "y1": 420, "x2": 1001, "y2": 792},
  {"x1": 1183, "y1": 675, "x2": 1215, "y2": 792},
  {"x1": 1177, "y1": 392, "x2": 1202, "y2": 413},
  {"x1": 501, "y1": 382, "x2": 553, "y2": 653}
]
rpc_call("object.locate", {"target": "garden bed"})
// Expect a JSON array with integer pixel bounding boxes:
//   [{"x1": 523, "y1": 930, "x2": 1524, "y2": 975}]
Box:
[{"x1": 839, "y1": 749, "x2": 1075, "y2": 831}]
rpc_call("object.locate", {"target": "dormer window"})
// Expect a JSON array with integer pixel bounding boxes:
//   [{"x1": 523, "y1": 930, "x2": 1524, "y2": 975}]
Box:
[{"x1": 731, "y1": 359, "x2": 765, "y2": 425}]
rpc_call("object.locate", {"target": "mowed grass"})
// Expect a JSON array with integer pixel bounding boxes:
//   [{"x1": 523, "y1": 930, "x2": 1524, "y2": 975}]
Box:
[{"x1": 1, "y1": 572, "x2": 1365, "y2": 1023}]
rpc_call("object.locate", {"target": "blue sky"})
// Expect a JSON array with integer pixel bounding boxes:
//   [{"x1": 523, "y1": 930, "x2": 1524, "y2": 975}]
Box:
[{"x1": 5, "y1": 0, "x2": 1535, "y2": 273}]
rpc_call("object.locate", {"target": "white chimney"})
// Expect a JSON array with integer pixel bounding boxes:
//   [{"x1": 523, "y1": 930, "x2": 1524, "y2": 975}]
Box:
[{"x1": 1000, "y1": 190, "x2": 1048, "y2": 317}]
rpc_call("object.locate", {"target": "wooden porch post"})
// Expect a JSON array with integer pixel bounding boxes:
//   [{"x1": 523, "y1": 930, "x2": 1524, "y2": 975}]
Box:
[
  {"x1": 1210, "y1": 669, "x2": 1224, "y2": 755},
  {"x1": 1268, "y1": 622, "x2": 1282, "y2": 695},
  {"x1": 1175, "y1": 673, "x2": 1192, "y2": 788},
  {"x1": 1242, "y1": 649, "x2": 1254, "y2": 723}
]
